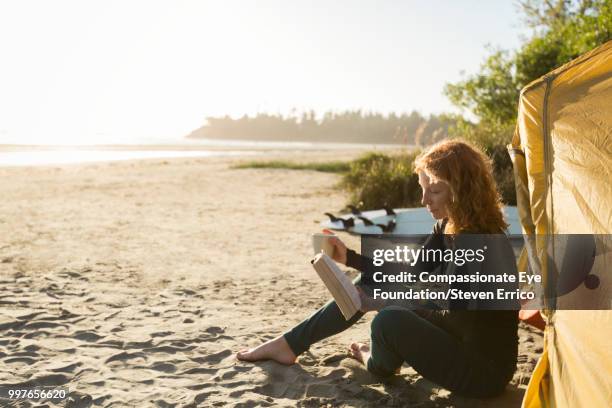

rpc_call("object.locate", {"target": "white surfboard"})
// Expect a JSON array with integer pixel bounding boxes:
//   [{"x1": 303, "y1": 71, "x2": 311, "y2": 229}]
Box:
[{"x1": 322, "y1": 206, "x2": 522, "y2": 236}]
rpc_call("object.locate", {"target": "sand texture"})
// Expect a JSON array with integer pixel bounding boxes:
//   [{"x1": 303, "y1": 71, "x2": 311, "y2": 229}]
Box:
[{"x1": 0, "y1": 151, "x2": 543, "y2": 407}]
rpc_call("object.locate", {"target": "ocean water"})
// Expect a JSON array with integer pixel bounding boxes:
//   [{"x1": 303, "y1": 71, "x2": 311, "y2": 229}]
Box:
[
  {"x1": 0, "y1": 138, "x2": 406, "y2": 166},
  {"x1": 0, "y1": 149, "x2": 262, "y2": 167}
]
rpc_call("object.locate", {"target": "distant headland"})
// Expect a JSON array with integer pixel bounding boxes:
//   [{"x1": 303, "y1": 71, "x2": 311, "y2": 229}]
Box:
[{"x1": 186, "y1": 110, "x2": 454, "y2": 146}]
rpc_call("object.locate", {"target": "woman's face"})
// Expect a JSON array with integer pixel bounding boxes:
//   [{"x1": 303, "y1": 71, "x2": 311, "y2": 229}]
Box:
[{"x1": 418, "y1": 171, "x2": 451, "y2": 220}]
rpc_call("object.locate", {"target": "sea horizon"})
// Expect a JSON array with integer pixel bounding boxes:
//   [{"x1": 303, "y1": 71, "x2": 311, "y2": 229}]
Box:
[{"x1": 0, "y1": 138, "x2": 410, "y2": 166}]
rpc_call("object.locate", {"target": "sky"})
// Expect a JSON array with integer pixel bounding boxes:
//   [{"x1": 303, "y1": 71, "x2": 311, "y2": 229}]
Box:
[{"x1": 0, "y1": 0, "x2": 527, "y2": 144}]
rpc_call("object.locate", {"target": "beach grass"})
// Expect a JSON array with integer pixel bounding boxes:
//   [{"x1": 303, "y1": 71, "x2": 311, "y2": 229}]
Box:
[{"x1": 233, "y1": 160, "x2": 351, "y2": 173}]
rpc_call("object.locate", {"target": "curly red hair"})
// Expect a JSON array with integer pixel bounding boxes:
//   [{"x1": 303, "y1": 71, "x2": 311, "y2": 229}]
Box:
[{"x1": 414, "y1": 140, "x2": 508, "y2": 234}]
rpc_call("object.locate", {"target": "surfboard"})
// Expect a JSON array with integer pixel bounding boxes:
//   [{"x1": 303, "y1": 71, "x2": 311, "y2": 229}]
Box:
[
  {"x1": 322, "y1": 206, "x2": 522, "y2": 236},
  {"x1": 323, "y1": 206, "x2": 399, "y2": 232}
]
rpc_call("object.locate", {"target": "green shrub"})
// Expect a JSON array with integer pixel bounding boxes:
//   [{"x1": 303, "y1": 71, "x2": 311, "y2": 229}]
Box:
[
  {"x1": 232, "y1": 160, "x2": 350, "y2": 173},
  {"x1": 340, "y1": 151, "x2": 422, "y2": 210},
  {"x1": 486, "y1": 144, "x2": 516, "y2": 206}
]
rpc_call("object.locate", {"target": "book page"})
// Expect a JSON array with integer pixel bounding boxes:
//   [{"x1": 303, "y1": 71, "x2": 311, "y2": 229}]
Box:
[{"x1": 312, "y1": 253, "x2": 361, "y2": 319}]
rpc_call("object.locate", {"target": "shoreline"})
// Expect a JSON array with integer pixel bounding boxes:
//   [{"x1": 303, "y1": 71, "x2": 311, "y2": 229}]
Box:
[{"x1": 0, "y1": 142, "x2": 407, "y2": 168}]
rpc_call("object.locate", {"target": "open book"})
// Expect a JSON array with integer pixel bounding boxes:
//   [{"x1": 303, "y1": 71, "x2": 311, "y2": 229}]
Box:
[{"x1": 311, "y1": 253, "x2": 362, "y2": 320}]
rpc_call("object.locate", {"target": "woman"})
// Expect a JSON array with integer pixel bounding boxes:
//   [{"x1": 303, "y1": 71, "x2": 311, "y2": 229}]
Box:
[{"x1": 237, "y1": 140, "x2": 518, "y2": 398}]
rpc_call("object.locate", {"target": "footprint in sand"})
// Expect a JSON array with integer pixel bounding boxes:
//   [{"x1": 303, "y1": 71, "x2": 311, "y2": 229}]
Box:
[
  {"x1": 321, "y1": 353, "x2": 348, "y2": 366},
  {"x1": 197, "y1": 349, "x2": 234, "y2": 365},
  {"x1": 23, "y1": 330, "x2": 59, "y2": 339},
  {"x1": 150, "y1": 331, "x2": 174, "y2": 338},
  {"x1": 73, "y1": 330, "x2": 105, "y2": 342},
  {"x1": 105, "y1": 351, "x2": 146, "y2": 364},
  {"x1": 0, "y1": 319, "x2": 25, "y2": 331},
  {"x1": 176, "y1": 288, "x2": 196, "y2": 295},
  {"x1": 192, "y1": 390, "x2": 221, "y2": 406},
  {"x1": 26, "y1": 372, "x2": 72, "y2": 386},
  {"x1": 24, "y1": 344, "x2": 41, "y2": 352},
  {"x1": 49, "y1": 362, "x2": 83, "y2": 373},
  {"x1": 57, "y1": 270, "x2": 90, "y2": 284},
  {"x1": 254, "y1": 381, "x2": 305, "y2": 400},
  {"x1": 23, "y1": 321, "x2": 68, "y2": 330},
  {"x1": 205, "y1": 326, "x2": 225, "y2": 335},
  {"x1": 145, "y1": 344, "x2": 196, "y2": 354},
  {"x1": 96, "y1": 339, "x2": 124, "y2": 349},
  {"x1": 124, "y1": 339, "x2": 154, "y2": 349},
  {"x1": 4, "y1": 356, "x2": 37, "y2": 364},
  {"x1": 67, "y1": 391, "x2": 93, "y2": 408},
  {"x1": 305, "y1": 383, "x2": 339, "y2": 398},
  {"x1": 15, "y1": 311, "x2": 46, "y2": 320},
  {"x1": 148, "y1": 361, "x2": 178, "y2": 373},
  {"x1": 179, "y1": 367, "x2": 217, "y2": 376}
]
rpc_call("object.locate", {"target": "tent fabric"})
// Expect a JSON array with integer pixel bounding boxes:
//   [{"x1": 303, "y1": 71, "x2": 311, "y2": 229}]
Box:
[{"x1": 508, "y1": 41, "x2": 612, "y2": 408}]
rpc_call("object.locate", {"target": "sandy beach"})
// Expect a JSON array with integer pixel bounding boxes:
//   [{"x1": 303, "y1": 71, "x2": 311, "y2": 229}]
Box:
[{"x1": 0, "y1": 150, "x2": 542, "y2": 407}]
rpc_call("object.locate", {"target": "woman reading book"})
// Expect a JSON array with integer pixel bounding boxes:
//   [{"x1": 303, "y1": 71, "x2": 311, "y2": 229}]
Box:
[{"x1": 237, "y1": 140, "x2": 518, "y2": 398}]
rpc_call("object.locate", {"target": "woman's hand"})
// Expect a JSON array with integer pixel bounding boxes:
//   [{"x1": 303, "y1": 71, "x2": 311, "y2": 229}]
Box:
[
  {"x1": 357, "y1": 287, "x2": 386, "y2": 313},
  {"x1": 327, "y1": 234, "x2": 348, "y2": 265}
]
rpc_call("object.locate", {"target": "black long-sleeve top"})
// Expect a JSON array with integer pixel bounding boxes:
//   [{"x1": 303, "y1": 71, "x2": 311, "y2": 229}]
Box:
[{"x1": 346, "y1": 220, "x2": 519, "y2": 375}]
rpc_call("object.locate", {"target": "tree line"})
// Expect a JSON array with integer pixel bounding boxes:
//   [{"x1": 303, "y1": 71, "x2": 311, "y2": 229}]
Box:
[{"x1": 187, "y1": 110, "x2": 456, "y2": 146}]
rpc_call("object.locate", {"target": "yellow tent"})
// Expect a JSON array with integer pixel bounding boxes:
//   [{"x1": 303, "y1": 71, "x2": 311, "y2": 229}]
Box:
[{"x1": 508, "y1": 41, "x2": 612, "y2": 407}]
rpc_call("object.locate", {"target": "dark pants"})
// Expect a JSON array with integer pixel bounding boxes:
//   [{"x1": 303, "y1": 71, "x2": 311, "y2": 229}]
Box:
[{"x1": 283, "y1": 278, "x2": 510, "y2": 398}]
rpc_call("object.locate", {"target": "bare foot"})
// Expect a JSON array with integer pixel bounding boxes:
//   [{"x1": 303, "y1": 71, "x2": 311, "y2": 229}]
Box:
[
  {"x1": 236, "y1": 335, "x2": 297, "y2": 365},
  {"x1": 349, "y1": 342, "x2": 401, "y2": 374},
  {"x1": 348, "y1": 342, "x2": 370, "y2": 365}
]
